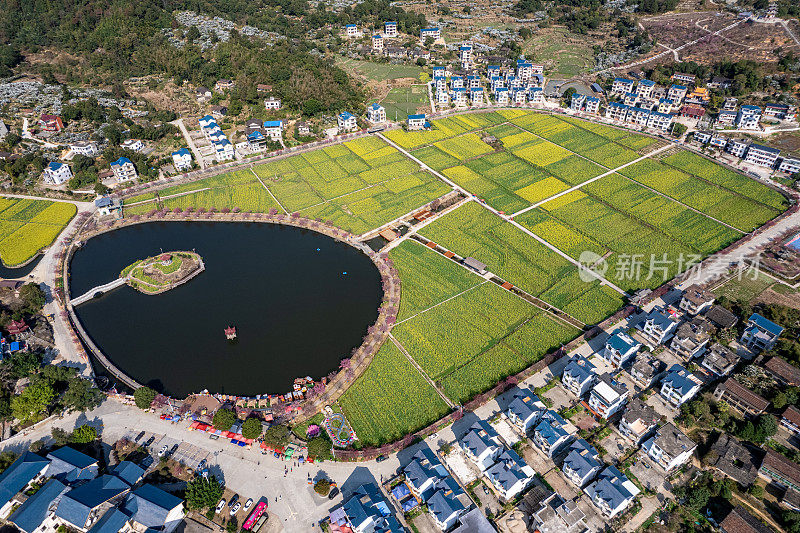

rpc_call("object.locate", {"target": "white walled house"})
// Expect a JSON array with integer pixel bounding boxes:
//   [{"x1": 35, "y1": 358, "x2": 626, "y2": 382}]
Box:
[
  {"x1": 619, "y1": 398, "x2": 660, "y2": 444},
  {"x1": 642, "y1": 423, "x2": 696, "y2": 471},
  {"x1": 587, "y1": 374, "x2": 629, "y2": 420},
  {"x1": 420, "y1": 27, "x2": 440, "y2": 42},
  {"x1": 602, "y1": 330, "x2": 640, "y2": 368},
  {"x1": 506, "y1": 388, "x2": 546, "y2": 434},
  {"x1": 262, "y1": 121, "x2": 284, "y2": 141},
  {"x1": 337, "y1": 112, "x2": 358, "y2": 132},
  {"x1": 562, "y1": 355, "x2": 597, "y2": 398},
  {"x1": 585, "y1": 466, "x2": 640, "y2": 518},
  {"x1": 171, "y1": 148, "x2": 192, "y2": 171},
  {"x1": 744, "y1": 144, "x2": 780, "y2": 169},
  {"x1": 344, "y1": 24, "x2": 360, "y2": 38},
  {"x1": 459, "y1": 421, "x2": 502, "y2": 471},
  {"x1": 611, "y1": 78, "x2": 635, "y2": 95},
  {"x1": 562, "y1": 439, "x2": 602, "y2": 488},
  {"x1": 43, "y1": 162, "x2": 73, "y2": 185},
  {"x1": 532, "y1": 411, "x2": 572, "y2": 458},
  {"x1": 70, "y1": 141, "x2": 98, "y2": 157},
  {"x1": 637, "y1": 308, "x2": 679, "y2": 347},
  {"x1": 120, "y1": 139, "x2": 144, "y2": 152},
  {"x1": 110, "y1": 157, "x2": 137, "y2": 182},
  {"x1": 366, "y1": 103, "x2": 386, "y2": 123},
  {"x1": 264, "y1": 97, "x2": 281, "y2": 110},
  {"x1": 372, "y1": 35, "x2": 383, "y2": 52},
  {"x1": 660, "y1": 364, "x2": 702, "y2": 408},
  {"x1": 485, "y1": 450, "x2": 535, "y2": 501},
  {"x1": 213, "y1": 139, "x2": 234, "y2": 161},
  {"x1": 384, "y1": 21, "x2": 397, "y2": 37},
  {"x1": 407, "y1": 114, "x2": 428, "y2": 130}
]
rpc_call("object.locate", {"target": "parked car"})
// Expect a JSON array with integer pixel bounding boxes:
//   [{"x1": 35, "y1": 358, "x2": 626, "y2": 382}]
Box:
[
  {"x1": 198, "y1": 459, "x2": 207, "y2": 470},
  {"x1": 229, "y1": 502, "x2": 241, "y2": 516},
  {"x1": 144, "y1": 436, "x2": 155, "y2": 447},
  {"x1": 170, "y1": 443, "x2": 179, "y2": 454},
  {"x1": 158, "y1": 444, "x2": 169, "y2": 457},
  {"x1": 215, "y1": 500, "x2": 226, "y2": 513},
  {"x1": 375, "y1": 455, "x2": 387, "y2": 463},
  {"x1": 229, "y1": 495, "x2": 239, "y2": 507},
  {"x1": 328, "y1": 487, "x2": 340, "y2": 500},
  {"x1": 244, "y1": 499, "x2": 253, "y2": 512},
  {"x1": 135, "y1": 431, "x2": 145, "y2": 442}
]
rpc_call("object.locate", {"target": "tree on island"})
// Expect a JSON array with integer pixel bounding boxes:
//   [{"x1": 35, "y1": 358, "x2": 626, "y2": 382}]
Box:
[
  {"x1": 241, "y1": 418, "x2": 263, "y2": 440},
  {"x1": 185, "y1": 475, "x2": 224, "y2": 510},
  {"x1": 133, "y1": 386, "x2": 157, "y2": 410},
  {"x1": 262, "y1": 424, "x2": 289, "y2": 448},
  {"x1": 212, "y1": 408, "x2": 237, "y2": 431}
]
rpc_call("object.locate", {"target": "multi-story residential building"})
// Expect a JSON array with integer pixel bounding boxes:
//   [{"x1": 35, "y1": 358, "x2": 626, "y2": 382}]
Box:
[
  {"x1": 779, "y1": 157, "x2": 800, "y2": 175},
  {"x1": 660, "y1": 364, "x2": 702, "y2": 407},
  {"x1": 171, "y1": 148, "x2": 192, "y2": 171},
  {"x1": 781, "y1": 405, "x2": 800, "y2": 436},
  {"x1": 487, "y1": 65, "x2": 501, "y2": 78},
  {"x1": 671, "y1": 72, "x2": 696, "y2": 85},
  {"x1": 667, "y1": 84, "x2": 688, "y2": 103},
  {"x1": 726, "y1": 138, "x2": 749, "y2": 157},
  {"x1": 407, "y1": 114, "x2": 428, "y2": 130},
  {"x1": 469, "y1": 87, "x2": 484, "y2": 105},
  {"x1": 679, "y1": 285, "x2": 715, "y2": 315},
  {"x1": 628, "y1": 106, "x2": 650, "y2": 126},
  {"x1": 403, "y1": 447, "x2": 448, "y2": 501},
  {"x1": 713, "y1": 377, "x2": 769, "y2": 416},
  {"x1": 736, "y1": 105, "x2": 762, "y2": 130},
  {"x1": 562, "y1": 439, "x2": 602, "y2": 488},
  {"x1": 263, "y1": 96, "x2": 281, "y2": 110},
  {"x1": 458, "y1": 44, "x2": 473, "y2": 68},
  {"x1": 512, "y1": 90, "x2": 526, "y2": 105},
  {"x1": 643, "y1": 423, "x2": 696, "y2": 471},
  {"x1": 433, "y1": 75, "x2": 447, "y2": 92},
  {"x1": 420, "y1": 27, "x2": 440, "y2": 41},
  {"x1": 366, "y1": 103, "x2": 386, "y2": 123},
  {"x1": 70, "y1": 141, "x2": 98, "y2": 157},
  {"x1": 585, "y1": 96, "x2": 600, "y2": 114},
  {"x1": 629, "y1": 353, "x2": 666, "y2": 388},
  {"x1": 344, "y1": 24, "x2": 359, "y2": 38},
  {"x1": 585, "y1": 466, "x2": 640, "y2": 518},
  {"x1": 43, "y1": 162, "x2": 73, "y2": 185},
  {"x1": 709, "y1": 134, "x2": 727, "y2": 148},
  {"x1": 450, "y1": 75, "x2": 464, "y2": 89},
  {"x1": 339, "y1": 483, "x2": 403, "y2": 532},
  {"x1": 764, "y1": 103, "x2": 791, "y2": 119},
  {"x1": 693, "y1": 130, "x2": 712, "y2": 144},
  {"x1": 121, "y1": 139, "x2": 144, "y2": 152},
  {"x1": 759, "y1": 449, "x2": 800, "y2": 493},
  {"x1": 485, "y1": 449, "x2": 535, "y2": 501},
  {"x1": 723, "y1": 97, "x2": 739, "y2": 110},
  {"x1": 0, "y1": 452, "x2": 51, "y2": 517},
  {"x1": 570, "y1": 93, "x2": 587, "y2": 112},
  {"x1": 744, "y1": 143, "x2": 780, "y2": 168},
  {"x1": 431, "y1": 66, "x2": 447, "y2": 78},
  {"x1": 637, "y1": 309, "x2": 679, "y2": 347},
  {"x1": 636, "y1": 79, "x2": 655, "y2": 99},
  {"x1": 506, "y1": 388, "x2": 546, "y2": 434},
  {"x1": 452, "y1": 87, "x2": 467, "y2": 106},
  {"x1": 372, "y1": 34, "x2": 383, "y2": 52},
  {"x1": 622, "y1": 92, "x2": 638, "y2": 106},
  {"x1": 611, "y1": 78, "x2": 635, "y2": 95},
  {"x1": 741, "y1": 313, "x2": 783, "y2": 352},
  {"x1": 717, "y1": 110, "x2": 737, "y2": 127},
  {"x1": 532, "y1": 411, "x2": 572, "y2": 458},
  {"x1": 262, "y1": 120, "x2": 283, "y2": 141},
  {"x1": 494, "y1": 87, "x2": 509, "y2": 105},
  {"x1": 562, "y1": 355, "x2": 597, "y2": 397},
  {"x1": 213, "y1": 138, "x2": 234, "y2": 161},
  {"x1": 466, "y1": 75, "x2": 480, "y2": 89},
  {"x1": 384, "y1": 21, "x2": 398, "y2": 37},
  {"x1": 459, "y1": 421, "x2": 502, "y2": 471},
  {"x1": 602, "y1": 330, "x2": 641, "y2": 368},
  {"x1": 587, "y1": 374, "x2": 629, "y2": 420},
  {"x1": 605, "y1": 102, "x2": 629, "y2": 122},
  {"x1": 516, "y1": 60, "x2": 533, "y2": 80},
  {"x1": 435, "y1": 91, "x2": 449, "y2": 106},
  {"x1": 110, "y1": 157, "x2": 137, "y2": 182},
  {"x1": 338, "y1": 112, "x2": 358, "y2": 132},
  {"x1": 528, "y1": 88, "x2": 544, "y2": 104},
  {"x1": 427, "y1": 477, "x2": 467, "y2": 530},
  {"x1": 619, "y1": 398, "x2": 660, "y2": 444},
  {"x1": 701, "y1": 343, "x2": 739, "y2": 376},
  {"x1": 670, "y1": 321, "x2": 710, "y2": 359},
  {"x1": 657, "y1": 98, "x2": 674, "y2": 114}
]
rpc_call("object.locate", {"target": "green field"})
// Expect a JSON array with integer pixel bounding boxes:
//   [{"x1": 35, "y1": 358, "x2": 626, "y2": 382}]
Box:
[
  {"x1": 380, "y1": 86, "x2": 430, "y2": 121},
  {"x1": 336, "y1": 57, "x2": 426, "y2": 81},
  {"x1": 522, "y1": 27, "x2": 595, "y2": 78},
  {"x1": 0, "y1": 198, "x2": 76, "y2": 266}
]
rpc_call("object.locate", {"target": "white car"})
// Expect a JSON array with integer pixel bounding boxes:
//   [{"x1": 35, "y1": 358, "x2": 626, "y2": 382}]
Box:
[
  {"x1": 158, "y1": 444, "x2": 169, "y2": 457},
  {"x1": 215, "y1": 499, "x2": 226, "y2": 513},
  {"x1": 229, "y1": 502, "x2": 241, "y2": 516},
  {"x1": 243, "y1": 498, "x2": 253, "y2": 512}
]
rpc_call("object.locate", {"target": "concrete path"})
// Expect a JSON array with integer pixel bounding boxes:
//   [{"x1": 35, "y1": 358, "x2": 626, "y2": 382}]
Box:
[{"x1": 173, "y1": 118, "x2": 206, "y2": 170}]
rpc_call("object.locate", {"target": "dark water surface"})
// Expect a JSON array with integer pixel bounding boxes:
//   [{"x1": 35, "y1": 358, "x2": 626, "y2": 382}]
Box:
[{"x1": 69, "y1": 222, "x2": 383, "y2": 397}]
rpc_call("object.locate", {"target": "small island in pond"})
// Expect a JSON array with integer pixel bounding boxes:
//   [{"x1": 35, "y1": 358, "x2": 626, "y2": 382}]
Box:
[{"x1": 120, "y1": 251, "x2": 204, "y2": 295}]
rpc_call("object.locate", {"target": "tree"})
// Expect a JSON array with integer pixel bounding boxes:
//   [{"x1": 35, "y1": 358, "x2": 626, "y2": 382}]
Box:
[
  {"x1": 226, "y1": 518, "x2": 238, "y2": 533},
  {"x1": 11, "y1": 380, "x2": 56, "y2": 423},
  {"x1": 212, "y1": 408, "x2": 237, "y2": 431},
  {"x1": 672, "y1": 122, "x2": 688, "y2": 138},
  {"x1": 749, "y1": 483, "x2": 764, "y2": 498},
  {"x1": 262, "y1": 424, "x2": 289, "y2": 448},
  {"x1": 307, "y1": 435, "x2": 333, "y2": 461},
  {"x1": 313, "y1": 479, "x2": 330, "y2": 495},
  {"x1": 754, "y1": 414, "x2": 778, "y2": 442},
  {"x1": 185, "y1": 475, "x2": 224, "y2": 510},
  {"x1": 70, "y1": 424, "x2": 97, "y2": 444},
  {"x1": 241, "y1": 418, "x2": 263, "y2": 440},
  {"x1": 51, "y1": 427, "x2": 70, "y2": 446},
  {"x1": 63, "y1": 378, "x2": 103, "y2": 413},
  {"x1": 133, "y1": 386, "x2": 157, "y2": 409},
  {"x1": 19, "y1": 284, "x2": 46, "y2": 313},
  {"x1": 29, "y1": 439, "x2": 45, "y2": 453},
  {"x1": 686, "y1": 486, "x2": 710, "y2": 510}
]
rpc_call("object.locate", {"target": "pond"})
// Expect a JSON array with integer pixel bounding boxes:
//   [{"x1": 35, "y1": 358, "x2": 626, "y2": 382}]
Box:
[{"x1": 69, "y1": 221, "x2": 383, "y2": 397}]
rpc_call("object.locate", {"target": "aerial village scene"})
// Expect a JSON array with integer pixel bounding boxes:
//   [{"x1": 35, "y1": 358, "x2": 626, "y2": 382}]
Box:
[{"x1": 1, "y1": 0, "x2": 800, "y2": 532}]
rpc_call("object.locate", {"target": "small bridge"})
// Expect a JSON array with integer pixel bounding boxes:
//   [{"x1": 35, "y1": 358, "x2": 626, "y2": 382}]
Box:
[{"x1": 71, "y1": 277, "x2": 127, "y2": 306}]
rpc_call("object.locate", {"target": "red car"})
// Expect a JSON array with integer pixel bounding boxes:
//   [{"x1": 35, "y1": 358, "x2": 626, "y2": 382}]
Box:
[{"x1": 160, "y1": 414, "x2": 167, "y2": 420}]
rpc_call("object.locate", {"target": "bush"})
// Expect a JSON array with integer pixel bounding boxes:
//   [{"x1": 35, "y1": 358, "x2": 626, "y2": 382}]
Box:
[
  {"x1": 70, "y1": 424, "x2": 97, "y2": 444},
  {"x1": 212, "y1": 409, "x2": 237, "y2": 431},
  {"x1": 313, "y1": 479, "x2": 331, "y2": 495},
  {"x1": 307, "y1": 435, "x2": 333, "y2": 461},
  {"x1": 262, "y1": 424, "x2": 289, "y2": 448},
  {"x1": 134, "y1": 386, "x2": 157, "y2": 409}
]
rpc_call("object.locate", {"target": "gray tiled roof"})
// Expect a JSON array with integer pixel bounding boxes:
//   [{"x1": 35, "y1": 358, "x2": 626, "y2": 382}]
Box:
[
  {"x1": 123, "y1": 485, "x2": 182, "y2": 529},
  {"x1": 0, "y1": 452, "x2": 50, "y2": 509},
  {"x1": 9, "y1": 479, "x2": 69, "y2": 533}
]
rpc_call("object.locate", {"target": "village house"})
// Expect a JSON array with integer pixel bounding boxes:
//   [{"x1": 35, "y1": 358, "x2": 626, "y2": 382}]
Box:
[
  {"x1": 618, "y1": 398, "x2": 660, "y2": 444},
  {"x1": 714, "y1": 377, "x2": 769, "y2": 416},
  {"x1": 366, "y1": 103, "x2": 386, "y2": 124},
  {"x1": 584, "y1": 95, "x2": 600, "y2": 114},
  {"x1": 759, "y1": 449, "x2": 800, "y2": 493},
  {"x1": 171, "y1": 148, "x2": 192, "y2": 171},
  {"x1": 660, "y1": 364, "x2": 702, "y2": 408},
  {"x1": 670, "y1": 320, "x2": 710, "y2": 359},
  {"x1": 622, "y1": 92, "x2": 638, "y2": 107},
  {"x1": 382, "y1": 20, "x2": 398, "y2": 37},
  {"x1": 643, "y1": 423, "x2": 696, "y2": 471},
  {"x1": 372, "y1": 34, "x2": 383, "y2": 53},
  {"x1": 781, "y1": 405, "x2": 800, "y2": 436},
  {"x1": 717, "y1": 110, "x2": 737, "y2": 127},
  {"x1": 121, "y1": 139, "x2": 144, "y2": 152},
  {"x1": 407, "y1": 114, "x2": 428, "y2": 130},
  {"x1": 43, "y1": 162, "x2": 72, "y2": 185},
  {"x1": 700, "y1": 343, "x2": 739, "y2": 376},
  {"x1": 195, "y1": 87, "x2": 211, "y2": 102},
  {"x1": 436, "y1": 91, "x2": 449, "y2": 106},
  {"x1": 263, "y1": 97, "x2": 281, "y2": 110},
  {"x1": 343, "y1": 24, "x2": 359, "y2": 38},
  {"x1": 94, "y1": 196, "x2": 121, "y2": 217},
  {"x1": 70, "y1": 140, "x2": 98, "y2": 157},
  {"x1": 736, "y1": 105, "x2": 762, "y2": 130},
  {"x1": 0, "y1": 452, "x2": 51, "y2": 518},
  {"x1": 385, "y1": 47, "x2": 406, "y2": 59},
  {"x1": 516, "y1": 60, "x2": 534, "y2": 81},
  {"x1": 628, "y1": 106, "x2": 651, "y2": 127},
  {"x1": 426, "y1": 477, "x2": 467, "y2": 530},
  {"x1": 247, "y1": 131, "x2": 267, "y2": 151},
  {"x1": 469, "y1": 87, "x2": 484, "y2": 105},
  {"x1": 420, "y1": 27, "x2": 440, "y2": 42},
  {"x1": 764, "y1": 103, "x2": 791, "y2": 120},
  {"x1": 611, "y1": 78, "x2": 635, "y2": 95},
  {"x1": 109, "y1": 157, "x2": 137, "y2": 182},
  {"x1": 765, "y1": 356, "x2": 800, "y2": 387},
  {"x1": 214, "y1": 79, "x2": 234, "y2": 92},
  {"x1": 637, "y1": 308, "x2": 679, "y2": 347},
  {"x1": 296, "y1": 122, "x2": 311, "y2": 136},
  {"x1": 459, "y1": 421, "x2": 502, "y2": 471},
  {"x1": 667, "y1": 84, "x2": 688, "y2": 103},
  {"x1": 709, "y1": 433, "x2": 760, "y2": 487},
  {"x1": 485, "y1": 449, "x2": 535, "y2": 501},
  {"x1": 511, "y1": 90, "x2": 526, "y2": 105},
  {"x1": 39, "y1": 114, "x2": 63, "y2": 132},
  {"x1": 679, "y1": 285, "x2": 715, "y2": 315},
  {"x1": 720, "y1": 506, "x2": 773, "y2": 533},
  {"x1": 629, "y1": 353, "x2": 667, "y2": 388},
  {"x1": 451, "y1": 87, "x2": 467, "y2": 106},
  {"x1": 532, "y1": 411, "x2": 572, "y2": 458},
  {"x1": 528, "y1": 87, "x2": 544, "y2": 104},
  {"x1": 336, "y1": 483, "x2": 403, "y2": 532},
  {"x1": 636, "y1": 79, "x2": 655, "y2": 99},
  {"x1": 726, "y1": 138, "x2": 749, "y2": 157},
  {"x1": 585, "y1": 466, "x2": 640, "y2": 518},
  {"x1": 0, "y1": 120, "x2": 7, "y2": 139},
  {"x1": 434, "y1": 75, "x2": 447, "y2": 92},
  {"x1": 779, "y1": 157, "x2": 800, "y2": 175},
  {"x1": 605, "y1": 102, "x2": 629, "y2": 122},
  {"x1": 693, "y1": 130, "x2": 712, "y2": 144},
  {"x1": 671, "y1": 72, "x2": 696, "y2": 85},
  {"x1": 657, "y1": 98, "x2": 674, "y2": 114},
  {"x1": 494, "y1": 87, "x2": 509, "y2": 105},
  {"x1": 260, "y1": 120, "x2": 282, "y2": 142},
  {"x1": 587, "y1": 374, "x2": 629, "y2": 420},
  {"x1": 709, "y1": 133, "x2": 727, "y2": 148},
  {"x1": 561, "y1": 439, "x2": 602, "y2": 488},
  {"x1": 213, "y1": 138, "x2": 234, "y2": 161},
  {"x1": 210, "y1": 105, "x2": 227, "y2": 117},
  {"x1": 337, "y1": 112, "x2": 358, "y2": 132},
  {"x1": 740, "y1": 313, "x2": 783, "y2": 352},
  {"x1": 680, "y1": 104, "x2": 706, "y2": 120},
  {"x1": 705, "y1": 305, "x2": 738, "y2": 331},
  {"x1": 602, "y1": 330, "x2": 641, "y2": 368},
  {"x1": 562, "y1": 355, "x2": 598, "y2": 397},
  {"x1": 686, "y1": 87, "x2": 710, "y2": 105},
  {"x1": 570, "y1": 93, "x2": 586, "y2": 112},
  {"x1": 458, "y1": 44, "x2": 473, "y2": 69},
  {"x1": 402, "y1": 447, "x2": 448, "y2": 502},
  {"x1": 256, "y1": 84, "x2": 273, "y2": 93},
  {"x1": 506, "y1": 388, "x2": 546, "y2": 434}
]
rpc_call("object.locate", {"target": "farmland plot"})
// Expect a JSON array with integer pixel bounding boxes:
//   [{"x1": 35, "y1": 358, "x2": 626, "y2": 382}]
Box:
[{"x1": 0, "y1": 198, "x2": 76, "y2": 266}]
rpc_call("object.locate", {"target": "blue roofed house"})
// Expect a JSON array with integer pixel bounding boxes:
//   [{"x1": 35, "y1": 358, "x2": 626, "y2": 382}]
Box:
[
  {"x1": 262, "y1": 121, "x2": 283, "y2": 141},
  {"x1": 426, "y1": 477, "x2": 467, "y2": 530},
  {"x1": 485, "y1": 449, "x2": 535, "y2": 502},
  {"x1": 43, "y1": 161, "x2": 73, "y2": 185},
  {"x1": 637, "y1": 308, "x2": 679, "y2": 347},
  {"x1": 9, "y1": 479, "x2": 69, "y2": 533},
  {"x1": 562, "y1": 355, "x2": 598, "y2": 398},
  {"x1": 459, "y1": 421, "x2": 502, "y2": 471},
  {"x1": 171, "y1": 148, "x2": 192, "y2": 171},
  {"x1": 561, "y1": 439, "x2": 602, "y2": 488},
  {"x1": 54, "y1": 475, "x2": 131, "y2": 530},
  {"x1": 532, "y1": 411, "x2": 573, "y2": 458},
  {"x1": 122, "y1": 484, "x2": 185, "y2": 533},
  {"x1": 338, "y1": 112, "x2": 358, "y2": 132},
  {"x1": 660, "y1": 364, "x2": 702, "y2": 408},
  {"x1": 740, "y1": 313, "x2": 783, "y2": 353},
  {"x1": 402, "y1": 448, "x2": 448, "y2": 502},
  {"x1": 45, "y1": 447, "x2": 99, "y2": 483},
  {"x1": 86, "y1": 508, "x2": 132, "y2": 533},
  {"x1": 0, "y1": 452, "x2": 51, "y2": 518},
  {"x1": 506, "y1": 387, "x2": 546, "y2": 434},
  {"x1": 407, "y1": 114, "x2": 428, "y2": 131},
  {"x1": 585, "y1": 466, "x2": 640, "y2": 518},
  {"x1": 366, "y1": 103, "x2": 386, "y2": 124},
  {"x1": 338, "y1": 483, "x2": 403, "y2": 533},
  {"x1": 109, "y1": 157, "x2": 137, "y2": 182},
  {"x1": 109, "y1": 462, "x2": 145, "y2": 487},
  {"x1": 602, "y1": 330, "x2": 641, "y2": 368},
  {"x1": 247, "y1": 130, "x2": 266, "y2": 151},
  {"x1": 94, "y1": 196, "x2": 120, "y2": 217}
]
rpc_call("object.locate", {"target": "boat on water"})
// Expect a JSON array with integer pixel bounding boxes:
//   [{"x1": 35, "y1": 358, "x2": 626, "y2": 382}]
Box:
[{"x1": 224, "y1": 326, "x2": 237, "y2": 340}]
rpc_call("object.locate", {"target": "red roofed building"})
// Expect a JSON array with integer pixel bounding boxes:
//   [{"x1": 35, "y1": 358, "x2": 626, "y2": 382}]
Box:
[
  {"x1": 782, "y1": 405, "x2": 800, "y2": 436},
  {"x1": 6, "y1": 319, "x2": 28, "y2": 336},
  {"x1": 680, "y1": 104, "x2": 705, "y2": 119},
  {"x1": 39, "y1": 114, "x2": 63, "y2": 132}
]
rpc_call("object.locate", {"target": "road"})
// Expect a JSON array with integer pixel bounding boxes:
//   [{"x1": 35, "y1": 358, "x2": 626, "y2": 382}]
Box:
[{"x1": 173, "y1": 118, "x2": 206, "y2": 170}]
